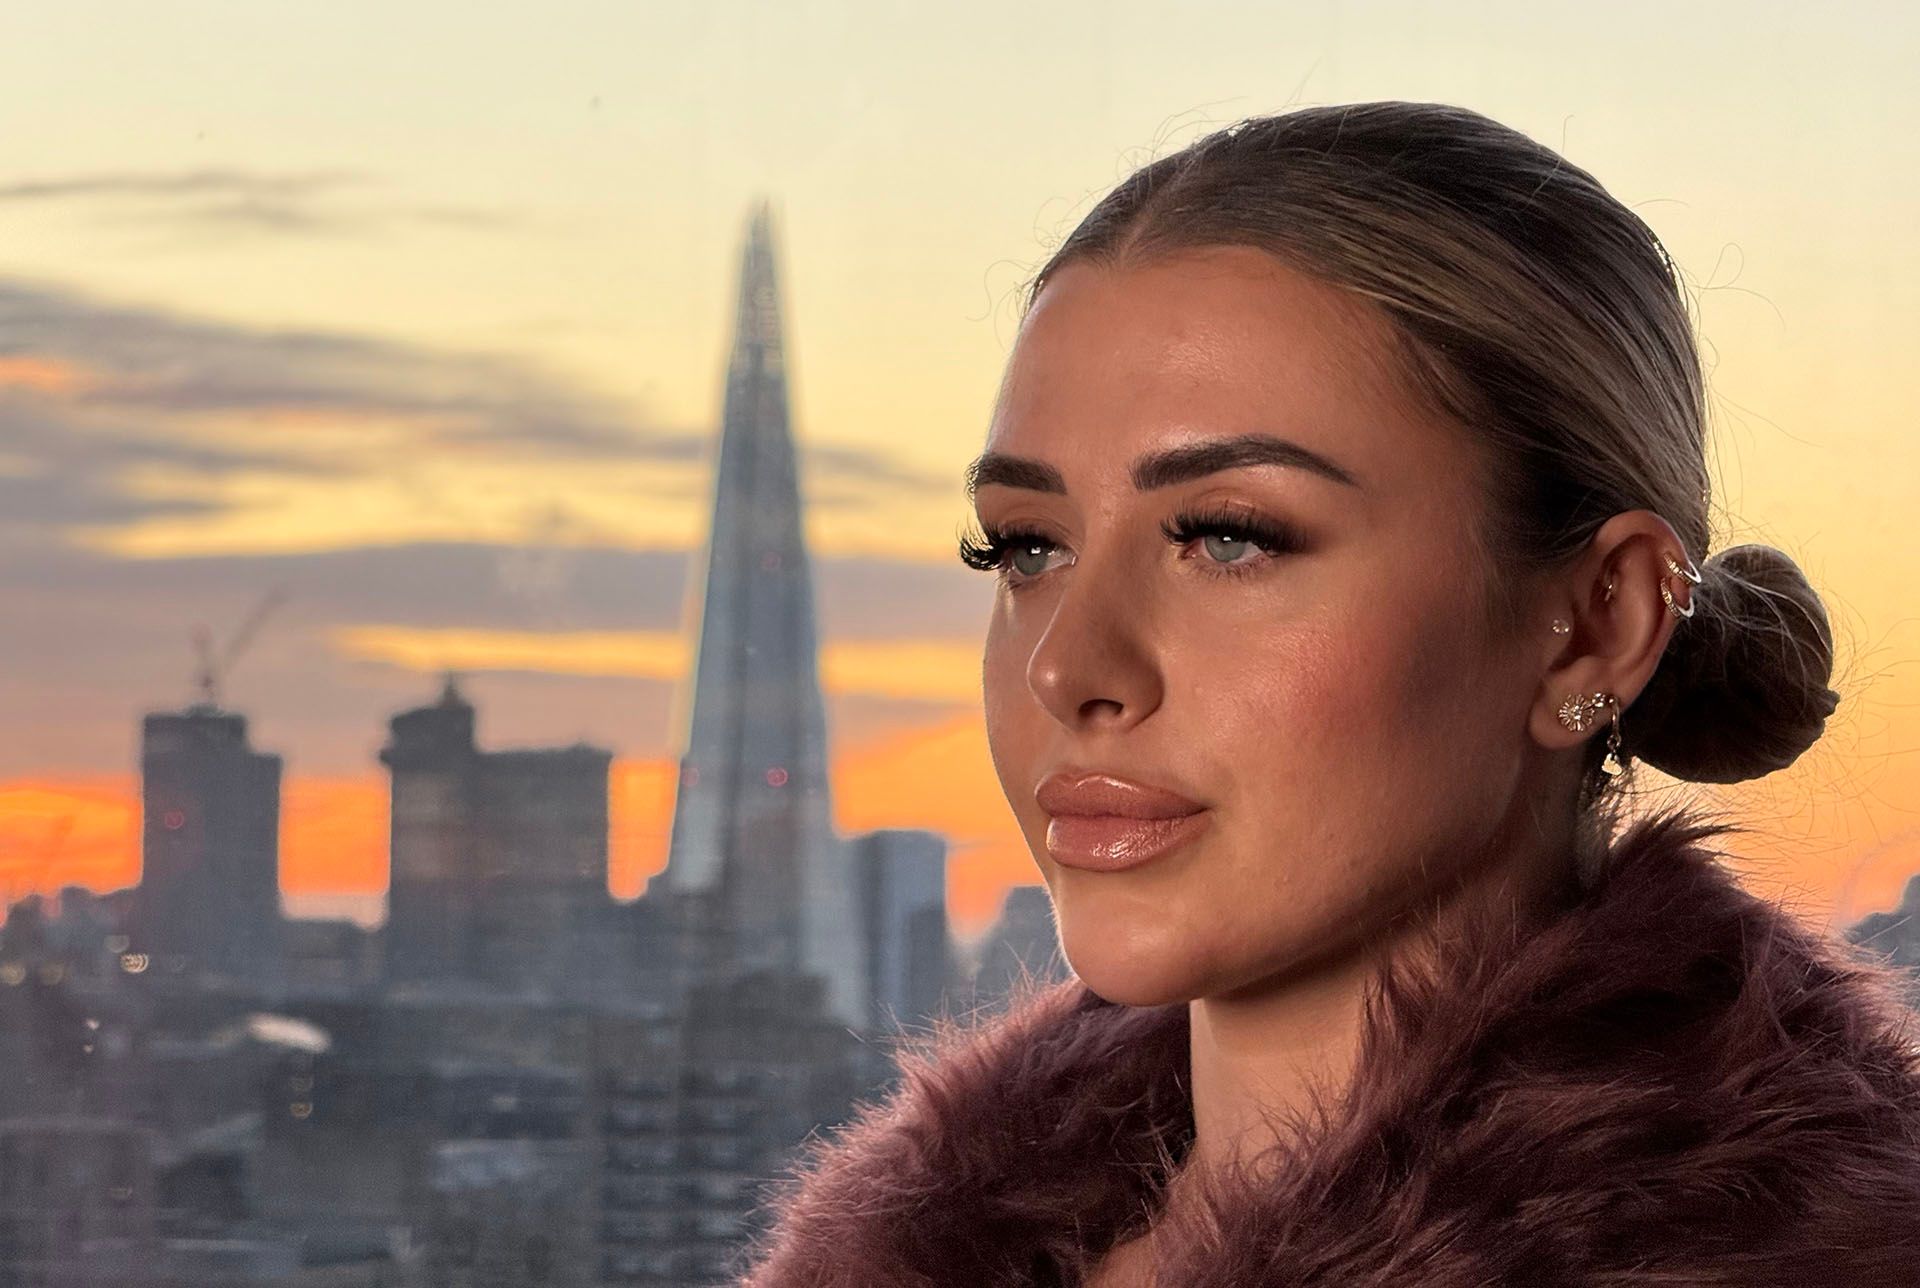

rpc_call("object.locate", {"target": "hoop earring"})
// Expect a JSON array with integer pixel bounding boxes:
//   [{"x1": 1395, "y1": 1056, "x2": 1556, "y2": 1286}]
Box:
[
  {"x1": 1599, "y1": 693, "x2": 1625, "y2": 777},
  {"x1": 1660, "y1": 551, "x2": 1702, "y2": 620}
]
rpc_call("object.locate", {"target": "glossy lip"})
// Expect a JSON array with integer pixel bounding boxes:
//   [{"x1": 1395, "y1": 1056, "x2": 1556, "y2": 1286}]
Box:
[{"x1": 1035, "y1": 770, "x2": 1211, "y2": 872}]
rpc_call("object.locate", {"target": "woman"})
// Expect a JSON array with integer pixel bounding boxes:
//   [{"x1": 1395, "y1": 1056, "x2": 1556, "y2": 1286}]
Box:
[{"x1": 736, "y1": 101, "x2": 1920, "y2": 1285}]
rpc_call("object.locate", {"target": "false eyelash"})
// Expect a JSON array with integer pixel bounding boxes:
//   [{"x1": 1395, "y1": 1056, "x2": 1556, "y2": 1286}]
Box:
[
  {"x1": 955, "y1": 505, "x2": 1303, "y2": 585},
  {"x1": 956, "y1": 522, "x2": 1047, "y2": 573},
  {"x1": 1158, "y1": 505, "x2": 1305, "y2": 567}
]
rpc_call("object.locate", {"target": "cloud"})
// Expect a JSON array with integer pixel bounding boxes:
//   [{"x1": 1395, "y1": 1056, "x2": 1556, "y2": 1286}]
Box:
[
  {"x1": 0, "y1": 277, "x2": 955, "y2": 555},
  {"x1": 0, "y1": 169, "x2": 362, "y2": 204},
  {"x1": 0, "y1": 278, "x2": 694, "y2": 552},
  {"x1": 0, "y1": 277, "x2": 658, "y2": 453},
  {"x1": 0, "y1": 279, "x2": 988, "y2": 783},
  {"x1": 325, "y1": 623, "x2": 982, "y2": 703},
  {"x1": 0, "y1": 534, "x2": 990, "y2": 778},
  {"x1": 0, "y1": 167, "x2": 519, "y2": 240}
]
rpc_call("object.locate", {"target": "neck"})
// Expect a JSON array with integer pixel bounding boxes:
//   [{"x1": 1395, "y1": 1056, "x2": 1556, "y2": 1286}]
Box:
[{"x1": 1182, "y1": 809, "x2": 1580, "y2": 1186}]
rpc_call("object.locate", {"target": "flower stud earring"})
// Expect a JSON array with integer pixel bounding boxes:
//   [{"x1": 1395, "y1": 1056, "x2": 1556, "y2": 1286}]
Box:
[
  {"x1": 1557, "y1": 690, "x2": 1626, "y2": 777},
  {"x1": 1557, "y1": 691, "x2": 1604, "y2": 732},
  {"x1": 1550, "y1": 618, "x2": 1571, "y2": 636},
  {"x1": 1660, "y1": 550, "x2": 1703, "y2": 619}
]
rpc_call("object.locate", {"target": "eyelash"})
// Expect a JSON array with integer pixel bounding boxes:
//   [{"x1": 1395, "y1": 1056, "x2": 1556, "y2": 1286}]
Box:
[{"x1": 956, "y1": 505, "x2": 1305, "y2": 590}]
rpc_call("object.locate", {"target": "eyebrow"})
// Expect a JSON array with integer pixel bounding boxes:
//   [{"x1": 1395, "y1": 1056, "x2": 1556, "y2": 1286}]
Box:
[{"x1": 963, "y1": 432, "x2": 1361, "y2": 497}]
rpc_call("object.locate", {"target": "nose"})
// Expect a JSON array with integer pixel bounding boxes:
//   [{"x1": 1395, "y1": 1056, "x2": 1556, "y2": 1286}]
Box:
[{"x1": 1024, "y1": 556, "x2": 1165, "y2": 732}]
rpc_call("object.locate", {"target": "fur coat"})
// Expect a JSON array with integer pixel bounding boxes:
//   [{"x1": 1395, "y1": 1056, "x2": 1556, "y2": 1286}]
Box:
[{"x1": 734, "y1": 808, "x2": 1920, "y2": 1285}]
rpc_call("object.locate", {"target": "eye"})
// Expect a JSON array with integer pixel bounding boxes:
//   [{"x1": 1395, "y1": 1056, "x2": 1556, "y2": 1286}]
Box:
[
  {"x1": 956, "y1": 522, "x2": 1065, "y2": 588},
  {"x1": 1159, "y1": 505, "x2": 1304, "y2": 580},
  {"x1": 957, "y1": 505, "x2": 1304, "y2": 590}
]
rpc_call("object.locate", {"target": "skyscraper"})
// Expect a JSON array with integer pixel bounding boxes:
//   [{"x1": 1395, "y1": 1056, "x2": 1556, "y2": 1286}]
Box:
[
  {"x1": 382, "y1": 675, "x2": 612, "y2": 995},
  {"x1": 851, "y1": 828, "x2": 952, "y2": 1036},
  {"x1": 133, "y1": 704, "x2": 283, "y2": 986},
  {"x1": 661, "y1": 201, "x2": 868, "y2": 1030}
]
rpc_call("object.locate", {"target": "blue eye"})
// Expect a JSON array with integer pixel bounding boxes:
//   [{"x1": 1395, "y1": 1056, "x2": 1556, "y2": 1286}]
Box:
[
  {"x1": 1158, "y1": 506, "x2": 1304, "y2": 578},
  {"x1": 956, "y1": 524, "x2": 1056, "y2": 579},
  {"x1": 956, "y1": 505, "x2": 1303, "y2": 588}
]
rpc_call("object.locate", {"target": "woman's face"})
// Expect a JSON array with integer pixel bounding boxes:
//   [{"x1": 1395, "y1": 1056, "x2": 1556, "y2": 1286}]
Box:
[{"x1": 971, "y1": 247, "x2": 1552, "y2": 1007}]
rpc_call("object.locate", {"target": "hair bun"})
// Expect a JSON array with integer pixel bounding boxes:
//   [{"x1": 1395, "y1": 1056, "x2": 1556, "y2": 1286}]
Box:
[{"x1": 1627, "y1": 543, "x2": 1841, "y2": 784}]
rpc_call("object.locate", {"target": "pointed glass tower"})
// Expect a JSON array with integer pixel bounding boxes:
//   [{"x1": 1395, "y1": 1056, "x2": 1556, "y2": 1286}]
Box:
[{"x1": 661, "y1": 200, "x2": 867, "y2": 1029}]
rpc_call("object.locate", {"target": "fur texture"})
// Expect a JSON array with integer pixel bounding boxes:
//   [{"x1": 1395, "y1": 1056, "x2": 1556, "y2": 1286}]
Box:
[{"x1": 734, "y1": 808, "x2": 1920, "y2": 1285}]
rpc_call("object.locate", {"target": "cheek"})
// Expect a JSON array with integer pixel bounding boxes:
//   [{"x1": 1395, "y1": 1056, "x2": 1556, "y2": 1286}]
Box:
[
  {"x1": 980, "y1": 611, "x2": 1038, "y2": 809},
  {"x1": 1216, "y1": 592, "x2": 1469, "y2": 822}
]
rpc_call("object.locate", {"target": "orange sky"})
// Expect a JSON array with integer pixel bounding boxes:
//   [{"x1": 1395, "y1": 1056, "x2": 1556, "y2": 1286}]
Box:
[
  {"x1": 0, "y1": 710, "x2": 1037, "y2": 940},
  {"x1": 5, "y1": 697, "x2": 1918, "y2": 944}
]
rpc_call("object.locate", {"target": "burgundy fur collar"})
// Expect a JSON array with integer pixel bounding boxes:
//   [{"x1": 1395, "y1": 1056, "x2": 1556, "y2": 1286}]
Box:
[{"x1": 737, "y1": 808, "x2": 1920, "y2": 1285}]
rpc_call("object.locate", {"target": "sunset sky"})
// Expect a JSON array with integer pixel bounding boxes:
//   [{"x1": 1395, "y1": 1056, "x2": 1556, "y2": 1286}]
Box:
[{"x1": 2, "y1": 2, "x2": 1916, "y2": 943}]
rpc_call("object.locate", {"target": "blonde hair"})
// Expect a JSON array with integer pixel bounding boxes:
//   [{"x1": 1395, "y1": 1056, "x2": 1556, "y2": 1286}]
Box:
[{"x1": 1022, "y1": 101, "x2": 1839, "y2": 813}]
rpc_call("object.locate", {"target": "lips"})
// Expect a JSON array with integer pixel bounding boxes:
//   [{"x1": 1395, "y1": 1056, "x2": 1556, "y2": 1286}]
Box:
[
  {"x1": 1034, "y1": 771, "x2": 1210, "y2": 872},
  {"x1": 1033, "y1": 771, "x2": 1205, "y2": 820}
]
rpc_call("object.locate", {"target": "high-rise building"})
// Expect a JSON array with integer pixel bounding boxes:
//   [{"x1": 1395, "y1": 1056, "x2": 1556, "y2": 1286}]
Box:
[
  {"x1": 850, "y1": 829, "x2": 952, "y2": 1037},
  {"x1": 132, "y1": 704, "x2": 283, "y2": 987},
  {"x1": 382, "y1": 676, "x2": 612, "y2": 996},
  {"x1": 970, "y1": 885, "x2": 1073, "y2": 1012},
  {"x1": 660, "y1": 201, "x2": 868, "y2": 1030},
  {"x1": 595, "y1": 968, "x2": 867, "y2": 1286}
]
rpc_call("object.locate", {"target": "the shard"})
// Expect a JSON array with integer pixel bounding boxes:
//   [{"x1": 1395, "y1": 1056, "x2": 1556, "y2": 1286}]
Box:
[{"x1": 660, "y1": 200, "x2": 868, "y2": 1030}]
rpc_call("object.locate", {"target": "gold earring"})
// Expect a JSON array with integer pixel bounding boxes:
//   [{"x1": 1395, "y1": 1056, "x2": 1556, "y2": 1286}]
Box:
[
  {"x1": 1660, "y1": 550, "x2": 1702, "y2": 619},
  {"x1": 1557, "y1": 691, "x2": 1601, "y2": 732},
  {"x1": 1601, "y1": 577, "x2": 1616, "y2": 603},
  {"x1": 1666, "y1": 551, "x2": 1704, "y2": 583},
  {"x1": 1557, "y1": 691, "x2": 1626, "y2": 776},
  {"x1": 1598, "y1": 693, "x2": 1625, "y2": 777}
]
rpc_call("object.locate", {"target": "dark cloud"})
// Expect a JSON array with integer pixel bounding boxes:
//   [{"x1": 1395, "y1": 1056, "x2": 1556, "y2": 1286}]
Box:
[
  {"x1": 0, "y1": 539, "x2": 989, "y2": 640},
  {"x1": 0, "y1": 277, "x2": 958, "y2": 544},
  {"x1": 0, "y1": 396, "x2": 350, "y2": 537},
  {"x1": 0, "y1": 537, "x2": 988, "y2": 777},
  {"x1": 0, "y1": 279, "x2": 985, "y2": 777},
  {"x1": 0, "y1": 277, "x2": 666, "y2": 456}
]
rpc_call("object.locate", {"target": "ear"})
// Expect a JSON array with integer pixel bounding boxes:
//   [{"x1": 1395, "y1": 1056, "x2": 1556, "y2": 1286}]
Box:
[{"x1": 1528, "y1": 509, "x2": 1697, "y2": 754}]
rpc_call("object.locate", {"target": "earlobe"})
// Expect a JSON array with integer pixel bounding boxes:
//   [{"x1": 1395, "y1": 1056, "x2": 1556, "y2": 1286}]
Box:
[{"x1": 1554, "y1": 690, "x2": 1627, "y2": 777}]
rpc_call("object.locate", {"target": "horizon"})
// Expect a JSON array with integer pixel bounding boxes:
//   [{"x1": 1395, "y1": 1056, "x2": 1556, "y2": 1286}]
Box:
[{"x1": 3, "y1": 2, "x2": 1917, "y2": 946}]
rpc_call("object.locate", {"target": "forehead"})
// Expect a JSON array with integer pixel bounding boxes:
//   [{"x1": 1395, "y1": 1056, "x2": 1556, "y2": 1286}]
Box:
[{"x1": 985, "y1": 247, "x2": 1467, "y2": 497}]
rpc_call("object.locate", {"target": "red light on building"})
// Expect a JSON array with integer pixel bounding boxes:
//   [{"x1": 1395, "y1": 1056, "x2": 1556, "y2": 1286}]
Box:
[
  {"x1": 162, "y1": 809, "x2": 186, "y2": 830},
  {"x1": 765, "y1": 767, "x2": 788, "y2": 787}
]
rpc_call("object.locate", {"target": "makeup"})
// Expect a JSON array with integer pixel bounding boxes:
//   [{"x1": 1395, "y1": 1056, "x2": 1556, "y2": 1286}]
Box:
[{"x1": 1045, "y1": 810, "x2": 1212, "y2": 872}]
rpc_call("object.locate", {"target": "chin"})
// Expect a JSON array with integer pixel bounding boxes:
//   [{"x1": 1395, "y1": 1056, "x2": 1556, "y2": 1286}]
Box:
[{"x1": 1059, "y1": 933, "x2": 1208, "y2": 1009}]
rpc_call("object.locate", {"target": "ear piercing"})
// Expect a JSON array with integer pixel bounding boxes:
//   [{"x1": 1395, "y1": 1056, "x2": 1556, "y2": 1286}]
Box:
[
  {"x1": 1552, "y1": 549, "x2": 1700, "y2": 637},
  {"x1": 1557, "y1": 690, "x2": 1626, "y2": 777},
  {"x1": 1660, "y1": 551, "x2": 1702, "y2": 619}
]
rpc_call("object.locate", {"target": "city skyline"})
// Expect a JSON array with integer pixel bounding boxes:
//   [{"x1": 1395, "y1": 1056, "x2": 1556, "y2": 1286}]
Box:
[{"x1": 3, "y1": 2, "x2": 1916, "y2": 944}]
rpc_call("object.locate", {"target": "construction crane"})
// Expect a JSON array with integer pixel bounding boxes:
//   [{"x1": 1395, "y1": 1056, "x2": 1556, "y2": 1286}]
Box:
[{"x1": 191, "y1": 585, "x2": 289, "y2": 711}]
